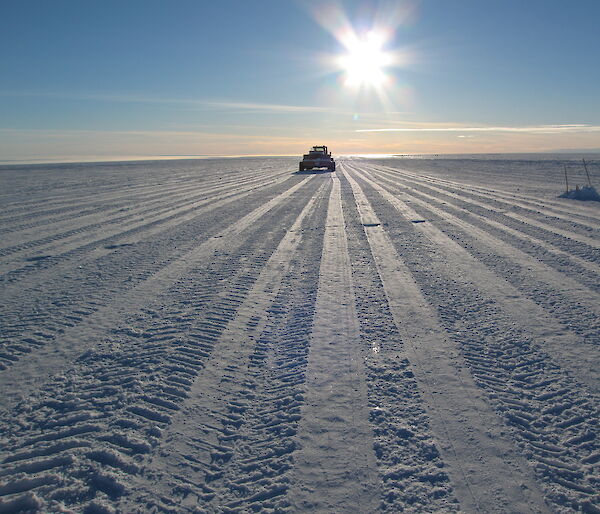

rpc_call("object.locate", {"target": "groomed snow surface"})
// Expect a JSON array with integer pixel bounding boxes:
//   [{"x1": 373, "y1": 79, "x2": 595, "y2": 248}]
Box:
[{"x1": 0, "y1": 156, "x2": 599, "y2": 513}]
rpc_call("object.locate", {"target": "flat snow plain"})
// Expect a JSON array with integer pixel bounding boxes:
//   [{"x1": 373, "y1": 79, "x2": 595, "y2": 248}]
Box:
[{"x1": 0, "y1": 156, "x2": 599, "y2": 513}]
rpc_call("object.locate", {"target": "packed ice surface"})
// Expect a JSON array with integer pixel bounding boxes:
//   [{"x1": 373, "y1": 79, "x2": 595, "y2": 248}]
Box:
[{"x1": 0, "y1": 155, "x2": 599, "y2": 512}]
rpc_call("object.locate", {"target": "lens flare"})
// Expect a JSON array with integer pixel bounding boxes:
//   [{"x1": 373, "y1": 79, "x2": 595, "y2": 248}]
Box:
[
  {"x1": 305, "y1": 1, "x2": 417, "y2": 110},
  {"x1": 338, "y1": 31, "x2": 393, "y2": 88}
]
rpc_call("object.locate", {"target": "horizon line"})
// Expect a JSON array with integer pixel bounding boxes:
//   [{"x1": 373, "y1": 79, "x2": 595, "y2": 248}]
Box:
[{"x1": 3, "y1": 150, "x2": 600, "y2": 167}]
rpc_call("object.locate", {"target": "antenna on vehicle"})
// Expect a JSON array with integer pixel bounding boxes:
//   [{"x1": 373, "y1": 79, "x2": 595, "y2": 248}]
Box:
[{"x1": 563, "y1": 164, "x2": 569, "y2": 193}]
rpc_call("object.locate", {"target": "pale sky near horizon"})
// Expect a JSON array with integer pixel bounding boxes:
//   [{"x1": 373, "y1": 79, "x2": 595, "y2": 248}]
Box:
[{"x1": 1, "y1": 0, "x2": 599, "y2": 160}]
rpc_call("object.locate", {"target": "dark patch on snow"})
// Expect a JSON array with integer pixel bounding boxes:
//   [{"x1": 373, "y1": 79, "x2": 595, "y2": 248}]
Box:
[
  {"x1": 293, "y1": 169, "x2": 334, "y2": 175},
  {"x1": 104, "y1": 243, "x2": 134, "y2": 249},
  {"x1": 26, "y1": 254, "x2": 52, "y2": 261}
]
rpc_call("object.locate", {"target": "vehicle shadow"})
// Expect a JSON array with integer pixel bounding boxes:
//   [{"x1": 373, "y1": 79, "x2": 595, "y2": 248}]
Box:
[{"x1": 292, "y1": 169, "x2": 335, "y2": 175}]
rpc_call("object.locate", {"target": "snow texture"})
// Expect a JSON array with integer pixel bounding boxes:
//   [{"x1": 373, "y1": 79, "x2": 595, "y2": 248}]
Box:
[{"x1": 0, "y1": 155, "x2": 599, "y2": 513}]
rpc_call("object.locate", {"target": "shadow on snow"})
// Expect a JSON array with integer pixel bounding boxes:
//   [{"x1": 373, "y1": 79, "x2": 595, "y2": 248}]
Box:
[{"x1": 292, "y1": 169, "x2": 335, "y2": 175}]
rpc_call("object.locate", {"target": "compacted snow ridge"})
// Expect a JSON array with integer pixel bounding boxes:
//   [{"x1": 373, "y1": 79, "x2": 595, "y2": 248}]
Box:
[{"x1": 0, "y1": 157, "x2": 598, "y2": 513}]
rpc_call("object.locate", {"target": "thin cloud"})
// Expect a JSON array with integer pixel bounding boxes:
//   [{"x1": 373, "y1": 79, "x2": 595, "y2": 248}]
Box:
[
  {"x1": 0, "y1": 89, "x2": 336, "y2": 114},
  {"x1": 203, "y1": 101, "x2": 335, "y2": 113},
  {"x1": 356, "y1": 124, "x2": 600, "y2": 133},
  {"x1": 0, "y1": 127, "x2": 306, "y2": 142}
]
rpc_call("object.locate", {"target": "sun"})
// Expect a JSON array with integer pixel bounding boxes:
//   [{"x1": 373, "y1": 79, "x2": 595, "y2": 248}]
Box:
[{"x1": 338, "y1": 31, "x2": 393, "y2": 88}]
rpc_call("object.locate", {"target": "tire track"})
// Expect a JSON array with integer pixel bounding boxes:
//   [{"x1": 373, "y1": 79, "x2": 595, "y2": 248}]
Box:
[
  {"x1": 366, "y1": 164, "x2": 600, "y2": 279},
  {"x1": 355, "y1": 163, "x2": 600, "y2": 349},
  {"x1": 345, "y1": 162, "x2": 600, "y2": 511},
  {"x1": 202, "y1": 183, "x2": 329, "y2": 513},
  {"x1": 339, "y1": 171, "x2": 461, "y2": 512},
  {"x1": 369, "y1": 163, "x2": 600, "y2": 248},
  {"x1": 374, "y1": 163, "x2": 600, "y2": 229},
  {"x1": 0, "y1": 167, "x2": 290, "y2": 263},
  {"x1": 0, "y1": 167, "x2": 291, "y2": 284},
  {"x1": 0, "y1": 162, "x2": 287, "y2": 235},
  {"x1": 370, "y1": 159, "x2": 600, "y2": 223},
  {"x1": 0, "y1": 162, "x2": 175, "y2": 216},
  {"x1": 341, "y1": 164, "x2": 548, "y2": 513},
  {"x1": 0, "y1": 176, "x2": 229, "y2": 242},
  {"x1": 120, "y1": 178, "x2": 330, "y2": 512},
  {"x1": 0, "y1": 159, "x2": 240, "y2": 218},
  {"x1": 370, "y1": 163, "x2": 600, "y2": 245},
  {"x1": 0, "y1": 173, "x2": 300, "y2": 370},
  {"x1": 1, "y1": 158, "x2": 598, "y2": 513},
  {"x1": 0, "y1": 159, "x2": 285, "y2": 236},
  {"x1": 287, "y1": 174, "x2": 380, "y2": 512},
  {"x1": 0, "y1": 176, "x2": 313, "y2": 397},
  {"x1": 0, "y1": 173, "x2": 321, "y2": 513},
  {"x1": 0, "y1": 176, "x2": 205, "y2": 231},
  {"x1": 347, "y1": 163, "x2": 600, "y2": 392}
]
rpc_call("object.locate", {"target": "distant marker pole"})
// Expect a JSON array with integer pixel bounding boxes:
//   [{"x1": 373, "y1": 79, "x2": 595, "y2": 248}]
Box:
[
  {"x1": 563, "y1": 164, "x2": 569, "y2": 193},
  {"x1": 582, "y1": 159, "x2": 592, "y2": 187}
]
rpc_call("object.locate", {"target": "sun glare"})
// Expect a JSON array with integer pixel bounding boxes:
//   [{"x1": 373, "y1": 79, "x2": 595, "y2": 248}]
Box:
[
  {"x1": 309, "y1": 1, "x2": 415, "y2": 108},
  {"x1": 338, "y1": 31, "x2": 393, "y2": 88}
]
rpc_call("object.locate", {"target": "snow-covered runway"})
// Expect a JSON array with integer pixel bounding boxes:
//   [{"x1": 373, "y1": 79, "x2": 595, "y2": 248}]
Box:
[{"x1": 1, "y1": 157, "x2": 598, "y2": 512}]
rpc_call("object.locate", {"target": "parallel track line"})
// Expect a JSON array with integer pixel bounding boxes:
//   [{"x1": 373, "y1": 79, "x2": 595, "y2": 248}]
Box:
[
  {"x1": 128, "y1": 180, "x2": 329, "y2": 511},
  {"x1": 352, "y1": 164, "x2": 600, "y2": 312},
  {"x1": 288, "y1": 174, "x2": 380, "y2": 512},
  {"x1": 342, "y1": 164, "x2": 548, "y2": 513},
  {"x1": 0, "y1": 176, "x2": 313, "y2": 406},
  {"x1": 370, "y1": 164, "x2": 600, "y2": 247},
  {"x1": 371, "y1": 163, "x2": 600, "y2": 224},
  {"x1": 349, "y1": 164, "x2": 600, "y2": 393},
  {"x1": 366, "y1": 164, "x2": 600, "y2": 277}
]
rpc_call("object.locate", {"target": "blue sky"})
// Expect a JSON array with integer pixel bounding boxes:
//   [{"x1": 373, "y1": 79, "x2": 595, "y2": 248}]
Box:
[{"x1": 1, "y1": 0, "x2": 599, "y2": 160}]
